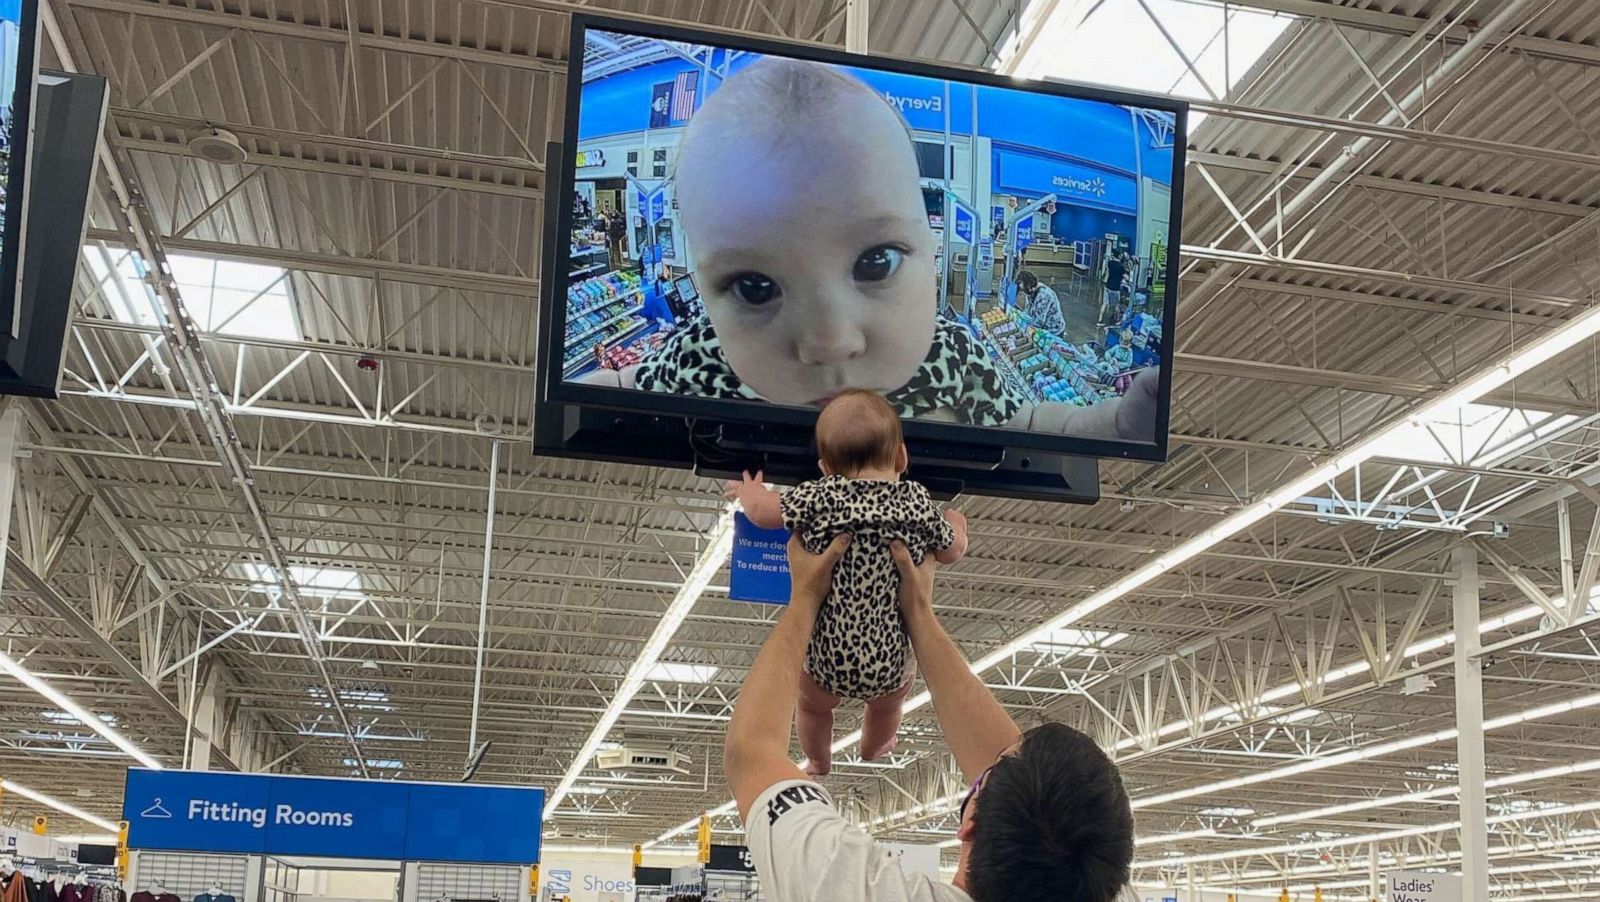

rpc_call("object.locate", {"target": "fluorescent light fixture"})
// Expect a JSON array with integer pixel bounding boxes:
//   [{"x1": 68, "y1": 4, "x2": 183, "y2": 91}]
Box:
[
  {"x1": 569, "y1": 785, "x2": 609, "y2": 796},
  {"x1": 547, "y1": 509, "x2": 735, "y2": 819},
  {"x1": 1134, "y1": 799, "x2": 1600, "y2": 869},
  {"x1": 1133, "y1": 828, "x2": 1220, "y2": 847},
  {"x1": 1, "y1": 780, "x2": 119, "y2": 833},
  {"x1": 0, "y1": 650, "x2": 162, "y2": 769},
  {"x1": 1253, "y1": 757, "x2": 1600, "y2": 828},
  {"x1": 55, "y1": 834, "x2": 119, "y2": 844},
  {"x1": 1197, "y1": 806, "x2": 1254, "y2": 818},
  {"x1": 645, "y1": 663, "x2": 719, "y2": 684}
]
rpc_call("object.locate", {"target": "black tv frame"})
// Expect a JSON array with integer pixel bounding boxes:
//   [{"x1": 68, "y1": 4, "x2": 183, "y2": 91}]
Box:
[
  {"x1": 0, "y1": 0, "x2": 41, "y2": 341},
  {"x1": 540, "y1": 12, "x2": 1187, "y2": 463},
  {"x1": 0, "y1": 70, "x2": 108, "y2": 397}
]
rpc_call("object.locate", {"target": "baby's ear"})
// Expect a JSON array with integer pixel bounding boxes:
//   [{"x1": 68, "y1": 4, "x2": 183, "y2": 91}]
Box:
[
  {"x1": 817, "y1": 458, "x2": 831, "y2": 476},
  {"x1": 895, "y1": 442, "x2": 909, "y2": 473}
]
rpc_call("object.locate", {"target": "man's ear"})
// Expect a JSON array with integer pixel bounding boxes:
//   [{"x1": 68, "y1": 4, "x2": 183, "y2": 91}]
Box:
[{"x1": 956, "y1": 810, "x2": 978, "y2": 843}]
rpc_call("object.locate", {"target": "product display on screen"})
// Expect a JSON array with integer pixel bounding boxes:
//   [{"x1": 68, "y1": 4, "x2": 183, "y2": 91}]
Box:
[{"x1": 548, "y1": 17, "x2": 1184, "y2": 459}]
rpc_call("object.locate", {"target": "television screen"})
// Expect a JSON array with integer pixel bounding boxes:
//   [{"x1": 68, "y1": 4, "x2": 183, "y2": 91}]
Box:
[
  {"x1": 76, "y1": 844, "x2": 116, "y2": 866},
  {"x1": 547, "y1": 15, "x2": 1184, "y2": 461},
  {"x1": 0, "y1": 0, "x2": 38, "y2": 334}
]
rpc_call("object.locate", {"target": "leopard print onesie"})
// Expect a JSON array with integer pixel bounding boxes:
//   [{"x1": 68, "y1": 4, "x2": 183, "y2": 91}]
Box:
[
  {"x1": 781, "y1": 476, "x2": 956, "y2": 700},
  {"x1": 633, "y1": 316, "x2": 1027, "y2": 426}
]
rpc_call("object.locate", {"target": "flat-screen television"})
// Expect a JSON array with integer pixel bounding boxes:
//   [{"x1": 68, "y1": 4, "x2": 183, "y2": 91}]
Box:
[
  {"x1": 76, "y1": 844, "x2": 116, "y2": 866},
  {"x1": 543, "y1": 15, "x2": 1185, "y2": 462},
  {"x1": 0, "y1": 0, "x2": 39, "y2": 335}
]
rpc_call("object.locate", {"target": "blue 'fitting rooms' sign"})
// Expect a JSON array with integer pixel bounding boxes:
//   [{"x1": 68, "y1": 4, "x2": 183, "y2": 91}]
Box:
[{"x1": 123, "y1": 769, "x2": 544, "y2": 863}]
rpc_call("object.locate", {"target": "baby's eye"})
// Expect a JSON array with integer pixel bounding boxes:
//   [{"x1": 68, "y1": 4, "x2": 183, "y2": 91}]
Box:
[
  {"x1": 730, "y1": 273, "x2": 781, "y2": 305},
  {"x1": 853, "y1": 245, "x2": 904, "y2": 282}
]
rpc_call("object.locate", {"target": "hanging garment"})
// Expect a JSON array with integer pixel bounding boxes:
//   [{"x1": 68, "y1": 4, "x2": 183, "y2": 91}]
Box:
[
  {"x1": 2, "y1": 873, "x2": 33, "y2": 902},
  {"x1": 192, "y1": 895, "x2": 236, "y2": 902}
]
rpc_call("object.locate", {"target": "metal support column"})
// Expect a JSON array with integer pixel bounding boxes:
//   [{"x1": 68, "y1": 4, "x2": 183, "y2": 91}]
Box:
[
  {"x1": 1369, "y1": 841, "x2": 1380, "y2": 901},
  {"x1": 1453, "y1": 541, "x2": 1489, "y2": 902},
  {"x1": 0, "y1": 405, "x2": 21, "y2": 594},
  {"x1": 467, "y1": 438, "x2": 502, "y2": 763},
  {"x1": 845, "y1": 0, "x2": 868, "y2": 53},
  {"x1": 190, "y1": 666, "x2": 223, "y2": 771}
]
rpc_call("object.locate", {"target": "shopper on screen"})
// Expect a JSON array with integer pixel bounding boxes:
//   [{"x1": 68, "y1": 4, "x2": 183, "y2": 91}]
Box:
[
  {"x1": 723, "y1": 536, "x2": 1135, "y2": 902},
  {"x1": 1100, "y1": 250, "x2": 1128, "y2": 326},
  {"x1": 1016, "y1": 270, "x2": 1066, "y2": 334},
  {"x1": 727, "y1": 390, "x2": 968, "y2": 776},
  {"x1": 581, "y1": 58, "x2": 1159, "y2": 443}
]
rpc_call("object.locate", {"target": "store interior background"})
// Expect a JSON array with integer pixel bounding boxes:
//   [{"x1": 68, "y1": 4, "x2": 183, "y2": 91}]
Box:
[{"x1": 4, "y1": 1, "x2": 1600, "y2": 901}]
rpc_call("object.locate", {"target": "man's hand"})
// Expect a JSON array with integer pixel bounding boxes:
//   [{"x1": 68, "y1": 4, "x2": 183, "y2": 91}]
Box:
[
  {"x1": 889, "y1": 540, "x2": 938, "y2": 618},
  {"x1": 787, "y1": 533, "x2": 851, "y2": 614}
]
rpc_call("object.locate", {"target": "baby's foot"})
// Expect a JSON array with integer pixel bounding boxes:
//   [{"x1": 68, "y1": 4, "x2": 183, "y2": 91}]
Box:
[
  {"x1": 804, "y1": 756, "x2": 832, "y2": 777},
  {"x1": 861, "y1": 735, "x2": 898, "y2": 762}
]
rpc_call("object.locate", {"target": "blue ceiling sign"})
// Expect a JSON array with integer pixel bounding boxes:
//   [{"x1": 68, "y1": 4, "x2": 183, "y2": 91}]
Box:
[{"x1": 123, "y1": 769, "x2": 544, "y2": 864}]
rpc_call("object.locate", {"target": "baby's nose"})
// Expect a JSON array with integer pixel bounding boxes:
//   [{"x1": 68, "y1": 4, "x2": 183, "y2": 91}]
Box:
[{"x1": 797, "y1": 315, "x2": 867, "y2": 365}]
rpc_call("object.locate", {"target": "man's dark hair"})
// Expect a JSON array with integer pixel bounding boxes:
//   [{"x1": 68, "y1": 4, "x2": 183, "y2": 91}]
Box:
[
  {"x1": 967, "y1": 723, "x2": 1134, "y2": 902},
  {"x1": 1017, "y1": 270, "x2": 1039, "y2": 291}
]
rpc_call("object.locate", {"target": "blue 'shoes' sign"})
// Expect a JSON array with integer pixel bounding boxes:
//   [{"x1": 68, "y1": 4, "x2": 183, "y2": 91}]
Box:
[{"x1": 123, "y1": 769, "x2": 543, "y2": 863}]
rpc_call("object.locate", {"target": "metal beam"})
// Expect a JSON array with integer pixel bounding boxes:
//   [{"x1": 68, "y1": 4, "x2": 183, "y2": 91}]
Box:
[
  {"x1": 1188, "y1": 151, "x2": 1597, "y2": 220},
  {"x1": 84, "y1": 229, "x2": 534, "y2": 295},
  {"x1": 45, "y1": 0, "x2": 371, "y2": 776},
  {"x1": 5, "y1": 549, "x2": 194, "y2": 736},
  {"x1": 1217, "y1": 0, "x2": 1600, "y2": 67},
  {"x1": 63, "y1": 0, "x2": 567, "y2": 73}
]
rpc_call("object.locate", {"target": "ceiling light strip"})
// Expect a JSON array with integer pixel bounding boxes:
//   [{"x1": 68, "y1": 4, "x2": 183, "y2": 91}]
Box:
[
  {"x1": 545, "y1": 510, "x2": 735, "y2": 820},
  {"x1": 1252, "y1": 757, "x2": 1600, "y2": 828},
  {"x1": 1134, "y1": 799, "x2": 1600, "y2": 869},
  {"x1": 0, "y1": 650, "x2": 162, "y2": 769},
  {"x1": 0, "y1": 780, "x2": 119, "y2": 833}
]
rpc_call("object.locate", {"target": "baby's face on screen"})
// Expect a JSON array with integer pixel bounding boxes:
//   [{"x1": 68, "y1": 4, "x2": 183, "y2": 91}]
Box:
[{"x1": 674, "y1": 66, "x2": 937, "y2": 408}]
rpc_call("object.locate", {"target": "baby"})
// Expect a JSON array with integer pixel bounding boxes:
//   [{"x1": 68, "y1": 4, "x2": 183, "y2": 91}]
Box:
[
  {"x1": 583, "y1": 57, "x2": 1159, "y2": 442},
  {"x1": 729, "y1": 390, "x2": 968, "y2": 775}
]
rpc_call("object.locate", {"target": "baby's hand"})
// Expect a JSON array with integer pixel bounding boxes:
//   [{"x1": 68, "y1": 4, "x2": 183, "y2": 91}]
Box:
[
  {"x1": 724, "y1": 469, "x2": 766, "y2": 505},
  {"x1": 942, "y1": 508, "x2": 968, "y2": 537}
]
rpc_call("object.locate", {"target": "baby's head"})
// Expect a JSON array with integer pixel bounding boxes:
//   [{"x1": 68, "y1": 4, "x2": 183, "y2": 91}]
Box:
[
  {"x1": 674, "y1": 59, "x2": 937, "y2": 408},
  {"x1": 815, "y1": 389, "x2": 908, "y2": 478}
]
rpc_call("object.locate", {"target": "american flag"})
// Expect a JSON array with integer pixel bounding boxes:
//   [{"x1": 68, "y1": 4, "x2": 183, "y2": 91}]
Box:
[{"x1": 671, "y1": 71, "x2": 699, "y2": 123}]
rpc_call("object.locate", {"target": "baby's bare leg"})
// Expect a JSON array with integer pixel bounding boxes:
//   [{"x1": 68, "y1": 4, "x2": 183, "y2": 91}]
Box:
[
  {"x1": 861, "y1": 680, "x2": 913, "y2": 761},
  {"x1": 798, "y1": 670, "x2": 841, "y2": 777}
]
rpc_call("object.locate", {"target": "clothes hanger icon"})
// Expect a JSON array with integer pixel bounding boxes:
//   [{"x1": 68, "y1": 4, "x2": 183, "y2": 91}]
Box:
[{"x1": 140, "y1": 799, "x2": 172, "y2": 819}]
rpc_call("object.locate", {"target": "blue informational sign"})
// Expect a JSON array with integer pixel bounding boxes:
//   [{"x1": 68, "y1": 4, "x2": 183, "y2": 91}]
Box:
[
  {"x1": 123, "y1": 769, "x2": 543, "y2": 864},
  {"x1": 728, "y1": 512, "x2": 791, "y2": 604},
  {"x1": 649, "y1": 191, "x2": 666, "y2": 225},
  {"x1": 1015, "y1": 214, "x2": 1034, "y2": 249},
  {"x1": 953, "y1": 207, "x2": 975, "y2": 244}
]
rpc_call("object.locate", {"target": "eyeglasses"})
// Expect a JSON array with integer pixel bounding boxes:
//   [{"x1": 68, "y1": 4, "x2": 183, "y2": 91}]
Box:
[{"x1": 957, "y1": 765, "x2": 994, "y2": 823}]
